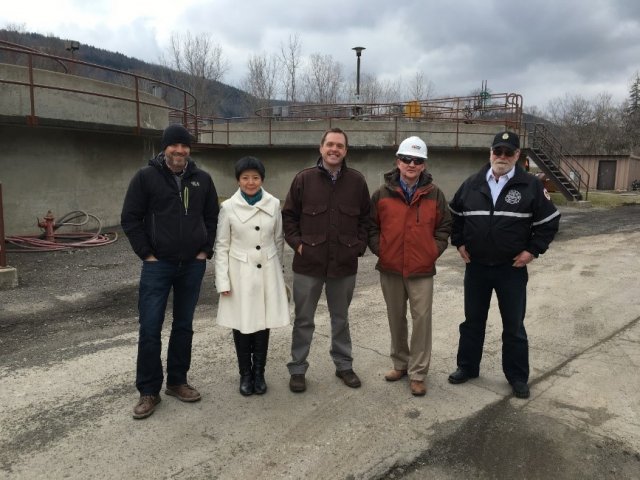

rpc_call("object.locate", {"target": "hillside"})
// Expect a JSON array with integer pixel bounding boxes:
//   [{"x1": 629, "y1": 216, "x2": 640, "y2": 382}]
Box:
[{"x1": 0, "y1": 29, "x2": 255, "y2": 117}]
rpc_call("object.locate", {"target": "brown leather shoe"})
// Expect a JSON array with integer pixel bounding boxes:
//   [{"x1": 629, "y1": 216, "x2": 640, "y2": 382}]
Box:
[
  {"x1": 133, "y1": 395, "x2": 161, "y2": 419},
  {"x1": 410, "y1": 380, "x2": 426, "y2": 396},
  {"x1": 384, "y1": 369, "x2": 407, "y2": 382},
  {"x1": 165, "y1": 384, "x2": 201, "y2": 402},
  {"x1": 335, "y1": 369, "x2": 361, "y2": 388}
]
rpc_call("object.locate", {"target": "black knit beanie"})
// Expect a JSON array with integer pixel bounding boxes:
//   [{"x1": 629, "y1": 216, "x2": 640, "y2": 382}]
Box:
[{"x1": 161, "y1": 124, "x2": 192, "y2": 150}]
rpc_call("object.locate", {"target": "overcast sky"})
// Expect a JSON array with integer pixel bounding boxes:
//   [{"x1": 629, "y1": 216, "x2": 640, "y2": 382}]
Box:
[{"x1": 3, "y1": 0, "x2": 639, "y2": 111}]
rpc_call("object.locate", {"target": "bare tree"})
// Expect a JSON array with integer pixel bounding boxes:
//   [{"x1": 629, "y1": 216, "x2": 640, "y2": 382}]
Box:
[
  {"x1": 160, "y1": 32, "x2": 230, "y2": 116},
  {"x1": 279, "y1": 33, "x2": 302, "y2": 102},
  {"x1": 544, "y1": 93, "x2": 627, "y2": 154},
  {"x1": 404, "y1": 71, "x2": 434, "y2": 101},
  {"x1": 241, "y1": 52, "x2": 279, "y2": 113},
  {"x1": 356, "y1": 73, "x2": 401, "y2": 104},
  {"x1": 301, "y1": 53, "x2": 344, "y2": 104}
]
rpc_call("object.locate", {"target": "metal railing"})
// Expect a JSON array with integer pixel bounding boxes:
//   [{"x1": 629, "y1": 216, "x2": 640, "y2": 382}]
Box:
[
  {"x1": 530, "y1": 123, "x2": 590, "y2": 200},
  {"x1": 1, "y1": 41, "x2": 523, "y2": 148},
  {"x1": 0, "y1": 41, "x2": 197, "y2": 135},
  {"x1": 254, "y1": 92, "x2": 522, "y2": 125},
  {"x1": 190, "y1": 93, "x2": 523, "y2": 148}
]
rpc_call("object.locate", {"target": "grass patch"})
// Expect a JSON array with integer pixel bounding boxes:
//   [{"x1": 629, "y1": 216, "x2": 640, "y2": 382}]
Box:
[{"x1": 550, "y1": 191, "x2": 640, "y2": 207}]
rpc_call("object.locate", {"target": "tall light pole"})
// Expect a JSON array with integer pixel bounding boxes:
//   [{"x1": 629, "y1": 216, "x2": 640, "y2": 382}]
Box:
[{"x1": 352, "y1": 46, "x2": 365, "y2": 98}]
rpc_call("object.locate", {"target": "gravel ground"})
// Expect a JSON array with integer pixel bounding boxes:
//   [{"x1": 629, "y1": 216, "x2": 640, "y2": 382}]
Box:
[{"x1": 1, "y1": 203, "x2": 639, "y2": 479}]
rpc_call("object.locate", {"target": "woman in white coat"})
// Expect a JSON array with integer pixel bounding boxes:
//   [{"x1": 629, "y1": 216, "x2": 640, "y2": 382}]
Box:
[{"x1": 215, "y1": 157, "x2": 290, "y2": 395}]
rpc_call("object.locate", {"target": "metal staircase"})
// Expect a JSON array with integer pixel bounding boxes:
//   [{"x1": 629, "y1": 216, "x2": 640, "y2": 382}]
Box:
[{"x1": 524, "y1": 124, "x2": 590, "y2": 201}]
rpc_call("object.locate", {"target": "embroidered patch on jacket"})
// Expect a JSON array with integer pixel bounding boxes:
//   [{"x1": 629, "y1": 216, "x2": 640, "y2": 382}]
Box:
[
  {"x1": 191, "y1": 181, "x2": 200, "y2": 187},
  {"x1": 543, "y1": 188, "x2": 551, "y2": 200},
  {"x1": 504, "y1": 189, "x2": 522, "y2": 204}
]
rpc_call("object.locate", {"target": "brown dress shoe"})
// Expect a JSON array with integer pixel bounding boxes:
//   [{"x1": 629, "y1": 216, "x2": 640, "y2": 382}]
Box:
[
  {"x1": 410, "y1": 380, "x2": 426, "y2": 396},
  {"x1": 384, "y1": 369, "x2": 408, "y2": 382},
  {"x1": 133, "y1": 395, "x2": 161, "y2": 419},
  {"x1": 165, "y1": 384, "x2": 201, "y2": 402},
  {"x1": 335, "y1": 369, "x2": 361, "y2": 388}
]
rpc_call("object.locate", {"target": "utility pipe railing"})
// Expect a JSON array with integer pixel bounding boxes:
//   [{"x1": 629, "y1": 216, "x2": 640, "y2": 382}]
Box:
[{"x1": 0, "y1": 184, "x2": 6, "y2": 268}]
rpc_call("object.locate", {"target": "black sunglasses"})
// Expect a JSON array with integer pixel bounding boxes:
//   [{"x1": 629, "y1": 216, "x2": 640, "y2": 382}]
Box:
[
  {"x1": 492, "y1": 147, "x2": 516, "y2": 157},
  {"x1": 397, "y1": 155, "x2": 425, "y2": 165}
]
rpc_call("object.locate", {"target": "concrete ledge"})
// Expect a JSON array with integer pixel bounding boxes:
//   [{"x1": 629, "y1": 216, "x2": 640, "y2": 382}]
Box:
[
  {"x1": 0, "y1": 266, "x2": 18, "y2": 289},
  {"x1": 575, "y1": 200, "x2": 593, "y2": 208}
]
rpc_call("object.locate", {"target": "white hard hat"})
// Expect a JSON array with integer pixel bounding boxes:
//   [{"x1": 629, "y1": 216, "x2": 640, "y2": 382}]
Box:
[{"x1": 396, "y1": 136, "x2": 428, "y2": 159}]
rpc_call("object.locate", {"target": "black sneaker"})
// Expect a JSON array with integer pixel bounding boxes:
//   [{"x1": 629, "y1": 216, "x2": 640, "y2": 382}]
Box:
[
  {"x1": 511, "y1": 381, "x2": 530, "y2": 399},
  {"x1": 289, "y1": 374, "x2": 306, "y2": 393},
  {"x1": 448, "y1": 368, "x2": 478, "y2": 384}
]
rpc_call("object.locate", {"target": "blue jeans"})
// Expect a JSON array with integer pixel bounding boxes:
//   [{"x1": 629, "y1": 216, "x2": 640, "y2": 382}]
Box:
[{"x1": 136, "y1": 259, "x2": 206, "y2": 395}]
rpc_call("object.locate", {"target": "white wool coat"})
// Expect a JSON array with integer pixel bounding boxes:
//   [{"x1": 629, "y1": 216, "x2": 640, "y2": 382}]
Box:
[{"x1": 214, "y1": 188, "x2": 290, "y2": 334}]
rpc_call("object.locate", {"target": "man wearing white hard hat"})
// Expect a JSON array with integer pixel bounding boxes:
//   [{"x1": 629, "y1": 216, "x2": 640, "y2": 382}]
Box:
[{"x1": 368, "y1": 136, "x2": 451, "y2": 396}]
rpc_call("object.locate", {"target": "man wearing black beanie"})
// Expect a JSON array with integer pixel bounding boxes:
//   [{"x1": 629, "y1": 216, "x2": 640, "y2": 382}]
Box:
[{"x1": 121, "y1": 123, "x2": 219, "y2": 419}]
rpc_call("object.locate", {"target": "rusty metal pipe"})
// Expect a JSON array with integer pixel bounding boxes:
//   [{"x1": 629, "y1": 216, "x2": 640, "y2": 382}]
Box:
[{"x1": 0, "y1": 184, "x2": 6, "y2": 267}]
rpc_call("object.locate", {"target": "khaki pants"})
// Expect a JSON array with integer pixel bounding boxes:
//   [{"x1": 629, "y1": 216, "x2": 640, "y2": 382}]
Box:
[{"x1": 379, "y1": 272, "x2": 434, "y2": 381}]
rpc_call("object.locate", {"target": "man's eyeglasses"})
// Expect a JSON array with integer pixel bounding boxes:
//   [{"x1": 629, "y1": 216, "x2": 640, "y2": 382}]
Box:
[
  {"x1": 397, "y1": 155, "x2": 425, "y2": 165},
  {"x1": 492, "y1": 147, "x2": 516, "y2": 157}
]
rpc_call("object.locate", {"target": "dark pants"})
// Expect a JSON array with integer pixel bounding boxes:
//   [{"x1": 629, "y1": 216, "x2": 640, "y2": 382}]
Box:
[
  {"x1": 456, "y1": 261, "x2": 529, "y2": 384},
  {"x1": 136, "y1": 259, "x2": 206, "y2": 395}
]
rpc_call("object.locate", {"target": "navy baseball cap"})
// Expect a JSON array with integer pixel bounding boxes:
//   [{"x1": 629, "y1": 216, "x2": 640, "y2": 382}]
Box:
[{"x1": 491, "y1": 131, "x2": 520, "y2": 150}]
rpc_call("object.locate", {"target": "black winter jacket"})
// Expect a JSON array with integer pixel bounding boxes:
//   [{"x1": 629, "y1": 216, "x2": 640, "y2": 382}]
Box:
[
  {"x1": 449, "y1": 164, "x2": 560, "y2": 266},
  {"x1": 121, "y1": 154, "x2": 219, "y2": 262}
]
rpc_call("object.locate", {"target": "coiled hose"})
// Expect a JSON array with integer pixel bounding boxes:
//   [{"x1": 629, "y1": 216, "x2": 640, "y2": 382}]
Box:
[{"x1": 5, "y1": 210, "x2": 118, "y2": 252}]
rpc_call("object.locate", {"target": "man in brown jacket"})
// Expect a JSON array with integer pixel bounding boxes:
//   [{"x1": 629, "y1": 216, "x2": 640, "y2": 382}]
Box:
[
  {"x1": 369, "y1": 136, "x2": 451, "y2": 396},
  {"x1": 282, "y1": 128, "x2": 371, "y2": 393}
]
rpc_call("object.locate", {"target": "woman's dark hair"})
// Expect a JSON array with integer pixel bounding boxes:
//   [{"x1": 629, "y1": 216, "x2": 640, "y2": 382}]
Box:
[{"x1": 234, "y1": 156, "x2": 265, "y2": 180}]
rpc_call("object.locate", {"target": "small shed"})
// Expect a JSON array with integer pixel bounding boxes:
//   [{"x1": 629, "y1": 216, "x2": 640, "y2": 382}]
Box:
[{"x1": 566, "y1": 154, "x2": 640, "y2": 191}]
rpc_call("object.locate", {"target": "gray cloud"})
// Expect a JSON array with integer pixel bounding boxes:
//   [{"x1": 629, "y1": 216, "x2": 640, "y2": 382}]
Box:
[{"x1": 2, "y1": 0, "x2": 638, "y2": 109}]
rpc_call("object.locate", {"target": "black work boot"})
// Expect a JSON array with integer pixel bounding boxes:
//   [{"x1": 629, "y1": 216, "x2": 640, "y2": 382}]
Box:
[
  {"x1": 252, "y1": 329, "x2": 270, "y2": 395},
  {"x1": 232, "y1": 329, "x2": 254, "y2": 396}
]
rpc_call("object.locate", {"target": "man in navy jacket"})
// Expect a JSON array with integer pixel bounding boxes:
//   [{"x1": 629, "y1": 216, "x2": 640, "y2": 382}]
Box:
[{"x1": 447, "y1": 131, "x2": 559, "y2": 399}]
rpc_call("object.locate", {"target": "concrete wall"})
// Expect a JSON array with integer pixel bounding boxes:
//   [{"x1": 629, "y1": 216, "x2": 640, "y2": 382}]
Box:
[
  {"x1": 0, "y1": 125, "x2": 488, "y2": 235},
  {"x1": 1, "y1": 125, "x2": 157, "y2": 235},
  {"x1": 200, "y1": 117, "x2": 501, "y2": 149},
  {"x1": 195, "y1": 146, "x2": 488, "y2": 202}
]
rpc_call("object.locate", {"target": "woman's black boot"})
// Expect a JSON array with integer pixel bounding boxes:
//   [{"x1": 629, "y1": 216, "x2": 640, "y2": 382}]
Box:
[
  {"x1": 232, "y1": 329, "x2": 254, "y2": 396},
  {"x1": 252, "y1": 329, "x2": 270, "y2": 394}
]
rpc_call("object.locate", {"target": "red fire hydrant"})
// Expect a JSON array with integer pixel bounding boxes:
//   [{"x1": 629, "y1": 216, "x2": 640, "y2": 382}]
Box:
[{"x1": 38, "y1": 210, "x2": 56, "y2": 242}]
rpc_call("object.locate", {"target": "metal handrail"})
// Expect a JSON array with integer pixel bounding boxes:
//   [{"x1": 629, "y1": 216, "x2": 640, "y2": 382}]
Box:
[
  {"x1": 530, "y1": 123, "x2": 591, "y2": 200},
  {"x1": 0, "y1": 44, "x2": 198, "y2": 135},
  {"x1": 192, "y1": 92, "x2": 523, "y2": 148},
  {"x1": 253, "y1": 92, "x2": 522, "y2": 128},
  {"x1": 1, "y1": 43, "x2": 524, "y2": 148}
]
